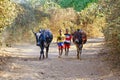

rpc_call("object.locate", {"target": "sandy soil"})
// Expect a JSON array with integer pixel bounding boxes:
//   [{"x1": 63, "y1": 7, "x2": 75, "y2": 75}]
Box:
[{"x1": 0, "y1": 37, "x2": 120, "y2": 80}]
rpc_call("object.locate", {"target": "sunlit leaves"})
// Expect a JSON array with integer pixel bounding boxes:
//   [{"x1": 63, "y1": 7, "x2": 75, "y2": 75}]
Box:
[
  {"x1": 101, "y1": 0, "x2": 120, "y2": 54},
  {"x1": 0, "y1": 0, "x2": 19, "y2": 32},
  {"x1": 77, "y1": 3, "x2": 105, "y2": 37}
]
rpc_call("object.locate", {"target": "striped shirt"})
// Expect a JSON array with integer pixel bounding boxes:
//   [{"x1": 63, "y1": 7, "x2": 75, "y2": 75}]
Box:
[{"x1": 64, "y1": 34, "x2": 72, "y2": 43}]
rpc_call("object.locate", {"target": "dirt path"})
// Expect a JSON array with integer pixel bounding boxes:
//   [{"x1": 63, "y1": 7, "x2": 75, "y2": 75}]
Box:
[{"x1": 0, "y1": 38, "x2": 120, "y2": 80}]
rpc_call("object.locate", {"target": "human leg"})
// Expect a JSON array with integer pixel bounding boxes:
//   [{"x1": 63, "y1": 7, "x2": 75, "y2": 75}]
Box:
[
  {"x1": 58, "y1": 42, "x2": 64, "y2": 58},
  {"x1": 65, "y1": 44, "x2": 70, "y2": 56}
]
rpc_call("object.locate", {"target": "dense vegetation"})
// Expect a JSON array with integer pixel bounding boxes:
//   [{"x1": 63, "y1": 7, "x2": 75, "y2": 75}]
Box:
[
  {"x1": 100, "y1": 0, "x2": 120, "y2": 66},
  {"x1": 0, "y1": 0, "x2": 22, "y2": 46},
  {"x1": 0, "y1": 0, "x2": 100, "y2": 45},
  {"x1": 103, "y1": 0, "x2": 120, "y2": 54},
  {"x1": 0, "y1": 0, "x2": 19, "y2": 32}
]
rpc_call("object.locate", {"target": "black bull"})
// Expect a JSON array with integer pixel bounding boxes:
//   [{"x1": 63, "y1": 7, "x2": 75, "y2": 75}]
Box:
[
  {"x1": 33, "y1": 30, "x2": 53, "y2": 60},
  {"x1": 72, "y1": 30, "x2": 87, "y2": 59}
]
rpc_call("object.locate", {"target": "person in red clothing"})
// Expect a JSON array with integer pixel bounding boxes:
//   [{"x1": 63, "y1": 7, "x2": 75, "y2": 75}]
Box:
[{"x1": 64, "y1": 28, "x2": 72, "y2": 56}]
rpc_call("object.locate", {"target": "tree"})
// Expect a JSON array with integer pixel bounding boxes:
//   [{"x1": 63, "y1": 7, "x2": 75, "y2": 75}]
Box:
[
  {"x1": 101, "y1": 0, "x2": 120, "y2": 54},
  {"x1": 0, "y1": 0, "x2": 20, "y2": 32},
  {"x1": 58, "y1": 0, "x2": 98, "y2": 11}
]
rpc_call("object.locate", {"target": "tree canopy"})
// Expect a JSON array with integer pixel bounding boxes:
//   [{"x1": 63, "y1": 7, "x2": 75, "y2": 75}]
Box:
[{"x1": 58, "y1": 0, "x2": 98, "y2": 11}]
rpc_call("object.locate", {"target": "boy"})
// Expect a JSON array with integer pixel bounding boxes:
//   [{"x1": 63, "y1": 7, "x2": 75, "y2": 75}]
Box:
[
  {"x1": 57, "y1": 29, "x2": 65, "y2": 58},
  {"x1": 64, "y1": 28, "x2": 72, "y2": 56}
]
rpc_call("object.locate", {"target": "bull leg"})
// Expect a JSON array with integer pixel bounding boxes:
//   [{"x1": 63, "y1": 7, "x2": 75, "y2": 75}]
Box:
[
  {"x1": 46, "y1": 50, "x2": 48, "y2": 58},
  {"x1": 39, "y1": 49, "x2": 44, "y2": 60},
  {"x1": 46, "y1": 45, "x2": 49, "y2": 58},
  {"x1": 42, "y1": 44, "x2": 45, "y2": 59},
  {"x1": 77, "y1": 48, "x2": 80, "y2": 59},
  {"x1": 76, "y1": 44, "x2": 80, "y2": 59},
  {"x1": 78, "y1": 44, "x2": 83, "y2": 60},
  {"x1": 41, "y1": 52, "x2": 45, "y2": 59},
  {"x1": 39, "y1": 55, "x2": 41, "y2": 60},
  {"x1": 42, "y1": 49, "x2": 45, "y2": 59},
  {"x1": 39, "y1": 46, "x2": 42, "y2": 60},
  {"x1": 39, "y1": 51, "x2": 42, "y2": 60},
  {"x1": 77, "y1": 44, "x2": 83, "y2": 59},
  {"x1": 79, "y1": 48, "x2": 82, "y2": 58}
]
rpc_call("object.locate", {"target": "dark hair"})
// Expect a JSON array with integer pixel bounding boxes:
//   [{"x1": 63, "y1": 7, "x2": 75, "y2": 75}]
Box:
[
  {"x1": 59, "y1": 29, "x2": 62, "y2": 32},
  {"x1": 66, "y1": 28, "x2": 69, "y2": 31},
  {"x1": 77, "y1": 29, "x2": 80, "y2": 31}
]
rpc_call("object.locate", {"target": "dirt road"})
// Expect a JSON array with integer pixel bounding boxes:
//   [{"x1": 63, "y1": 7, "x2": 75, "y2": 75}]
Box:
[{"x1": 0, "y1": 38, "x2": 120, "y2": 80}]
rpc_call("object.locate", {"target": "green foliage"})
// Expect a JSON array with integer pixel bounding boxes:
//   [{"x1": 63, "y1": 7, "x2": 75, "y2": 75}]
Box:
[{"x1": 58, "y1": 0, "x2": 98, "y2": 11}]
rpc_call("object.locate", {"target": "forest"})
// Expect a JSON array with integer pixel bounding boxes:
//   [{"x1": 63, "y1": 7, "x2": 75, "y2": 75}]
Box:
[{"x1": 0, "y1": 0, "x2": 120, "y2": 79}]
